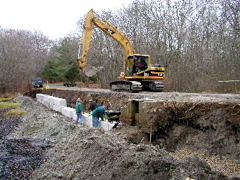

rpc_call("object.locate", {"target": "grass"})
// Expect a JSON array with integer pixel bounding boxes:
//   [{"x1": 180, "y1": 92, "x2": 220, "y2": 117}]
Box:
[
  {"x1": 0, "y1": 93, "x2": 26, "y2": 116},
  {"x1": 4, "y1": 109, "x2": 27, "y2": 116},
  {"x1": 0, "y1": 97, "x2": 13, "y2": 102},
  {"x1": 0, "y1": 102, "x2": 20, "y2": 109},
  {"x1": 0, "y1": 93, "x2": 17, "y2": 101}
]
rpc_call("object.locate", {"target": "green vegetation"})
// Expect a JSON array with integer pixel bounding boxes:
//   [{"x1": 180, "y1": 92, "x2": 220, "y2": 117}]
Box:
[
  {"x1": 0, "y1": 97, "x2": 12, "y2": 102},
  {"x1": 42, "y1": 36, "x2": 82, "y2": 83},
  {"x1": 0, "y1": 93, "x2": 26, "y2": 116},
  {"x1": 64, "y1": 64, "x2": 80, "y2": 83},
  {"x1": 0, "y1": 93, "x2": 17, "y2": 101},
  {"x1": 4, "y1": 109, "x2": 27, "y2": 116},
  {"x1": 0, "y1": 102, "x2": 20, "y2": 109},
  {"x1": 42, "y1": 59, "x2": 66, "y2": 82},
  {"x1": 41, "y1": 36, "x2": 99, "y2": 84}
]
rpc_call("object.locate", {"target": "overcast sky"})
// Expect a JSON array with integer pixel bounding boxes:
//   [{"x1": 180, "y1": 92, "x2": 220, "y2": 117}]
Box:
[{"x1": 0, "y1": 0, "x2": 133, "y2": 40}]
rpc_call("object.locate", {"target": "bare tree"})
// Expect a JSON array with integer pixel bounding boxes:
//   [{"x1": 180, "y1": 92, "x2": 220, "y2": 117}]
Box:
[{"x1": 0, "y1": 28, "x2": 54, "y2": 92}]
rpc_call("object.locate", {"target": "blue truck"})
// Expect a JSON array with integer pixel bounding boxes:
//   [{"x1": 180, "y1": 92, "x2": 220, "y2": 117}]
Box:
[{"x1": 32, "y1": 77, "x2": 43, "y2": 88}]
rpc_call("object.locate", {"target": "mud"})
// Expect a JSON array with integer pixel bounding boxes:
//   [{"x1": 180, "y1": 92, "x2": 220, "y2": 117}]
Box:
[
  {"x1": 0, "y1": 109, "x2": 51, "y2": 180},
  {"x1": 1, "y1": 90, "x2": 240, "y2": 179}
]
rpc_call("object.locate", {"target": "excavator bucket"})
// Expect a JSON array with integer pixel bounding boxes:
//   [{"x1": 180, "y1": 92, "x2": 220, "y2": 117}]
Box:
[{"x1": 84, "y1": 64, "x2": 103, "y2": 77}]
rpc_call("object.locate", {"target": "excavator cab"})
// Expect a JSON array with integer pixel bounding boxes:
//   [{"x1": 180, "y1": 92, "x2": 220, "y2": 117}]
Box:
[{"x1": 126, "y1": 55, "x2": 149, "y2": 76}]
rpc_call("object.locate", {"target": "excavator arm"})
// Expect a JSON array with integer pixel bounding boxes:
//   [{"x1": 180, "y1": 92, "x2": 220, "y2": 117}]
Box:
[
  {"x1": 77, "y1": 10, "x2": 94, "y2": 71},
  {"x1": 77, "y1": 9, "x2": 134, "y2": 71}
]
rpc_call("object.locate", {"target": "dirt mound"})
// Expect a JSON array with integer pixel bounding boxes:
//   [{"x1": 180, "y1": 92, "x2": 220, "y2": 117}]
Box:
[{"x1": 1, "y1": 94, "x2": 239, "y2": 179}]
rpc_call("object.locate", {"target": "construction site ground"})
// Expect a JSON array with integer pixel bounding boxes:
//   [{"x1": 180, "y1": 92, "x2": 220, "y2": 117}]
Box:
[{"x1": 0, "y1": 86, "x2": 240, "y2": 180}]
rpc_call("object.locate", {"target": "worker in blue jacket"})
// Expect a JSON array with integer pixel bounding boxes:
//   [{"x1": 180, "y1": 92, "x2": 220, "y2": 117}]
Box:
[
  {"x1": 89, "y1": 99, "x2": 98, "y2": 111},
  {"x1": 91, "y1": 105, "x2": 105, "y2": 127}
]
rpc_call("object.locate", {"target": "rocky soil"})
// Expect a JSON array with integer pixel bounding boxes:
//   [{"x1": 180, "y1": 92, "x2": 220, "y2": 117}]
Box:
[{"x1": 0, "y1": 92, "x2": 240, "y2": 180}]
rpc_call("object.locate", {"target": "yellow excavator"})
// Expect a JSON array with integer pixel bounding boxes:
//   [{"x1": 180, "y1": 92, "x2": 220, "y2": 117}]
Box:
[{"x1": 77, "y1": 9, "x2": 165, "y2": 92}]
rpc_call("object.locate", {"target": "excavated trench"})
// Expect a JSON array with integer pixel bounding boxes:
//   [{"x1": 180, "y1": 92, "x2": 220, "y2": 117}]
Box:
[
  {"x1": 147, "y1": 101, "x2": 240, "y2": 160},
  {"x1": 33, "y1": 89, "x2": 240, "y2": 161},
  {"x1": 20, "y1": 89, "x2": 240, "y2": 179}
]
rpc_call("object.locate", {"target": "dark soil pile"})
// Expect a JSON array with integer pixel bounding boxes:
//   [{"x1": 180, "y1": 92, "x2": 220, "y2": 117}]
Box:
[{"x1": 0, "y1": 108, "x2": 51, "y2": 179}]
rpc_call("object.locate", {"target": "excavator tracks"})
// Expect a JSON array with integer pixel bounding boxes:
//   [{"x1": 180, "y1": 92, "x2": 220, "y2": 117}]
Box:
[
  {"x1": 141, "y1": 80, "x2": 164, "y2": 92},
  {"x1": 110, "y1": 81, "x2": 142, "y2": 93},
  {"x1": 148, "y1": 81, "x2": 164, "y2": 92},
  {"x1": 110, "y1": 80, "x2": 163, "y2": 93}
]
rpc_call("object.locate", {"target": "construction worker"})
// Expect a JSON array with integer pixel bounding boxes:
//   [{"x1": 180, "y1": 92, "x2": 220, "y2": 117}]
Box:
[
  {"x1": 91, "y1": 105, "x2": 105, "y2": 127},
  {"x1": 75, "y1": 98, "x2": 83, "y2": 125},
  {"x1": 89, "y1": 99, "x2": 98, "y2": 112}
]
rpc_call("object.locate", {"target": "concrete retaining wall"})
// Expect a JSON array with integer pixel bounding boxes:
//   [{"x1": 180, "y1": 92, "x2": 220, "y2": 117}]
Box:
[{"x1": 36, "y1": 93, "x2": 115, "y2": 131}]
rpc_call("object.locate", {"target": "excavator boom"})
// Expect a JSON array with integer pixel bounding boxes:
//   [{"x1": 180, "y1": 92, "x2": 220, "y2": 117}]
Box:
[
  {"x1": 77, "y1": 10, "x2": 94, "y2": 71},
  {"x1": 77, "y1": 9, "x2": 134, "y2": 71}
]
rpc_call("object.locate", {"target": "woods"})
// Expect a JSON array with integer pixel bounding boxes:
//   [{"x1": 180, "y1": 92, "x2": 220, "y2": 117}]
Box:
[
  {"x1": 0, "y1": 0, "x2": 239, "y2": 93},
  {"x1": 0, "y1": 29, "x2": 54, "y2": 92}
]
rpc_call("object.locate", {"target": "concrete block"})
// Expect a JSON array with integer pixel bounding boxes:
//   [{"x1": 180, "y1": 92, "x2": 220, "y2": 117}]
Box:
[
  {"x1": 52, "y1": 104, "x2": 58, "y2": 111},
  {"x1": 82, "y1": 113, "x2": 92, "y2": 127},
  {"x1": 72, "y1": 110, "x2": 77, "y2": 121},
  {"x1": 43, "y1": 95, "x2": 51, "y2": 108},
  {"x1": 68, "y1": 108, "x2": 75, "y2": 119},
  {"x1": 57, "y1": 106, "x2": 65, "y2": 113},
  {"x1": 135, "y1": 113, "x2": 150, "y2": 127},
  {"x1": 53, "y1": 104, "x2": 64, "y2": 112},
  {"x1": 36, "y1": 94, "x2": 115, "y2": 131},
  {"x1": 53, "y1": 97, "x2": 67, "y2": 107},
  {"x1": 36, "y1": 94, "x2": 51, "y2": 107},
  {"x1": 47, "y1": 96, "x2": 55, "y2": 105},
  {"x1": 120, "y1": 103, "x2": 135, "y2": 125},
  {"x1": 99, "y1": 120, "x2": 116, "y2": 131},
  {"x1": 48, "y1": 96, "x2": 54, "y2": 109},
  {"x1": 36, "y1": 94, "x2": 45, "y2": 103},
  {"x1": 58, "y1": 98, "x2": 67, "y2": 107},
  {"x1": 61, "y1": 107, "x2": 74, "y2": 119}
]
